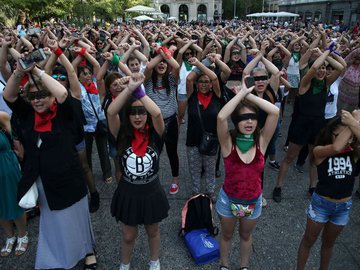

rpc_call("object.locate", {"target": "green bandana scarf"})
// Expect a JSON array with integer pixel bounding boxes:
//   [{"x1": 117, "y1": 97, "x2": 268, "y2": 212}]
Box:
[
  {"x1": 236, "y1": 134, "x2": 254, "y2": 153},
  {"x1": 311, "y1": 78, "x2": 325, "y2": 95},
  {"x1": 184, "y1": 60, "x2": 193, "y2": 71},
  {"x1": 292, "y1": 52, "x2": 300, "y2": 63}
]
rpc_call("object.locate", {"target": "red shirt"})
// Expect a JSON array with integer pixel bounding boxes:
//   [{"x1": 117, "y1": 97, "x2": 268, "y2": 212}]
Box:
[{"x1": 223, "y1": 144, "x2": 264, "y2": 201}]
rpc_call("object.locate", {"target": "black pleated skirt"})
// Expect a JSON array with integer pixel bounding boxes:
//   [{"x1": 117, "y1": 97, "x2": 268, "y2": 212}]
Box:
[{"x1": 111, "y1": 178, "x2": 170, "y2": 226}]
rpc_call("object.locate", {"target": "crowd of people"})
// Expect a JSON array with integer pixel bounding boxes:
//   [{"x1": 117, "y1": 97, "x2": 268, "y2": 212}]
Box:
[{"x1": 0, "y1": 18, "x2": 359, "y2": 270}]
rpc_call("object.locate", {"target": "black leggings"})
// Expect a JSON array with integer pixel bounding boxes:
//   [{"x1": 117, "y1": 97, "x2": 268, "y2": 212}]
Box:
[{"x1": 164, "y1": 114, "x2": 179, "y2": 177}]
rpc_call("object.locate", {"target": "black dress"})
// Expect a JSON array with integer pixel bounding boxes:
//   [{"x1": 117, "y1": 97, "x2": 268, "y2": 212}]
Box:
[{"x1": 111, "y1": 127, "x2": 169, "y2": 225}]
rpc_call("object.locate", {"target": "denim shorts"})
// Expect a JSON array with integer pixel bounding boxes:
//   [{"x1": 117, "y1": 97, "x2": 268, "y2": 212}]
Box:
[
  {"x1": 216, "y1": 188, "x2": 262, "y2": 220},
  {"x1": 306, "y1": 192, "x2": 352, "y2": 226}
]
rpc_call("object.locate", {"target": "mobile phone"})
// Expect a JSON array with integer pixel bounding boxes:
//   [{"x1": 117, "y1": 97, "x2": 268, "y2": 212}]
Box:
[
  {"x1": 100, "y1": 31, "x2": 106, "y2": 40},
  {"x1": 19, "y1": 49, "x2": 47, "y2": 69},
  {"x1": 245, "y1": 77, "x2": 255, "y2": 88}
]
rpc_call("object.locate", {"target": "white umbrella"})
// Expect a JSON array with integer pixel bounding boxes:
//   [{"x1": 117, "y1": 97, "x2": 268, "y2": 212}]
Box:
[
  {"x1": 125, "y1": 5, "x2": 156, "y2": 13},
  {"x1": 275, "y1": 12, "x2": 300, "y2": 17},
  {"x1": 167, "y1": 17, "x2": 178, "y2": 21},
  {"x1": 133, "y1": 15, "x2": 154, "y2": 21},
  {"x1": 246, "y1": 13, "x2": 262, "y2": 17}
]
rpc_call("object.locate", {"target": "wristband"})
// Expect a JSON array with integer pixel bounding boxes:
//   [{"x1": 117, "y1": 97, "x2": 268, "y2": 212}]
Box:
[
  {"x1": 332, "y1": 50, "x2": 341, "y2": 56},
  {"x1": 132, "y1": 84, "x2": 146, "y2": 99},
  {"x1": 79, "y1": 47, "x2": 86, "y2": 57},
  {"x1": 111, "y1": 53, "x2": 120, "y2": 66},
  {"x1": 53, "y1": 47, "x2": 63, "y2": 58},
  {"x1": 326, "y1": 42, "x2": 336, "y2": 53},
  {"x1": 160, "y1": 46, "x2": 172, "y2": 59}
]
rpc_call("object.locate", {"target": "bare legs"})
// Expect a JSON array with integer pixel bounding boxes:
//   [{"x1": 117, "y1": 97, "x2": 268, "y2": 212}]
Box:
[
  {"x1": 219, "y1": 216, "x2": 257, "y2": 268},
  {"x1": 120, "y1": 223, "x2": 160, "y2": 265},
  {"x1": 297, "y1": 218, "x2": 344, "y2": 270}
]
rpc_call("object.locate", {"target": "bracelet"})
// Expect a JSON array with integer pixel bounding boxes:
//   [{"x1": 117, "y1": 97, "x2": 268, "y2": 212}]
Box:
[
  {"x1": 79, "y1": 47, "x2": 86, "y2": 57},
  {"x1": 53, "y1": 47, "x2": 63, "y2": 58},
  {"x1": 132, "y1": 84, "x2": 146, "y2": 99},
  {"x1": 38, "y1": 70, "x2": 45, "y2": 81}
]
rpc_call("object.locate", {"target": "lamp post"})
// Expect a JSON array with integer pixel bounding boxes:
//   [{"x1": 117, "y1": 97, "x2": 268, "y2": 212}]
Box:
[{"x1": 234, "y1": 0, "x2": 237, "y2": 19}]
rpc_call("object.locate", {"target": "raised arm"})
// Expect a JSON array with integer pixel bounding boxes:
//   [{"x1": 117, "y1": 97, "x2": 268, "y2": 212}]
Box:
[{"x1": 217, "y1": 85, "x2": 253, "y2": 156}]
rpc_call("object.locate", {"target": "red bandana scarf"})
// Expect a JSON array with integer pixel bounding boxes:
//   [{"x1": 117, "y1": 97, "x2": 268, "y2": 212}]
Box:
[
  {"x1": 82, "y1": 81, "x2": 99, "y2": 94},
  {"x1": 197, "y1": 91, "x2": 213, "y2": 110},
  {"x1": 34, "y1": 102, "x2": 58, "y2": 132},
  {"x1": 132, "y1": 124, "x2": 149, "y2": 157}
]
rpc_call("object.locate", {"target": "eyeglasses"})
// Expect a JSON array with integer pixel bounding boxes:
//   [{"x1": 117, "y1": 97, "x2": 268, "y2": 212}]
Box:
[
  {"x1": 198, "y1": 80, "x2": 211, "y2": 84},
  {"x1": 52, "y1": 74, "x2": 67, "y2": 81},
  {"x1": 231, "y1": 51, "x2": 240, "y2": 55},
  {"x1": 27, "y1": 90, "x2": 51, "y2": 101},
  {"x1": 254, "y1": 75, "x2": 268, "y2": 82},
  {"x1": 129, "y1": 106, "x2": 147, "y2": 116}
]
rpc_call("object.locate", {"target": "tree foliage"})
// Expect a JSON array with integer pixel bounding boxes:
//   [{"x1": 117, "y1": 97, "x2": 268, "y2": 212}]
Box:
[{"x1": 0, "y1": 0, "x2": 152, "y2": 26}]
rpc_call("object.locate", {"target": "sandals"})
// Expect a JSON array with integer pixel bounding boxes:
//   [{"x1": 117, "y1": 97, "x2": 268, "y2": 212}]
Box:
[
  {"x1": 84, "y1": 252, "x2": 97, "y2": 270},
  {"x1": 1, "y1": 236, "x2": 16, "y2": 257},
  {"x1": 15, "y1": 232, "x2": 29, "y2": 256}
]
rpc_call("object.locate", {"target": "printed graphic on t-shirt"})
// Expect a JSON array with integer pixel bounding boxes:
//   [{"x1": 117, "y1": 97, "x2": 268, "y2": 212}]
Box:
[
  {"x1": 122, "y1": 146, "x2": 157, "y2": 183},
  {"x1": 327, "y1": 156, "x2": 353, "y2": 179}
]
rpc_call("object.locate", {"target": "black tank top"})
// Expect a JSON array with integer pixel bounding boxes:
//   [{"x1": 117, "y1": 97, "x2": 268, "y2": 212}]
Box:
[
  {"x1": 297, "y1": 78, "x2": 327, "y2": 118},
  {"x1": 316, "y1": 151, "x2": 356, "y2": 199}
]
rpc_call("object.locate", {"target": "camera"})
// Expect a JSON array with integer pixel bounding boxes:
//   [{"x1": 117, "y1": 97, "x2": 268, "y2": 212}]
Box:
[{"x1": 19, "y1": 49, "x2": 47, "y2": 69}]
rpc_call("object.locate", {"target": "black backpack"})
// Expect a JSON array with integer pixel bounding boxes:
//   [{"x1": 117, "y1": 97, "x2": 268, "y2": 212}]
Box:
[{"x1": 179, "y1": 194, "x2": 218, "y2": 236}]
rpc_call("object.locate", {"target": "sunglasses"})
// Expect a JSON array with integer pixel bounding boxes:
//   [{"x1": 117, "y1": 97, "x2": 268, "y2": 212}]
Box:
[
  {"x1": 129, "y1": 106, "x2": 147, "y2": 116},
  {"x1": 238, "y1": 113, "x2": 257, "y2": 122},
  {"x1": 97, "y1": 42, "x2": 103, "y2": 45},
  {"x1": 254, "y1": 75, "x2": 268, "y2": 82},
  {"x1": 27, "y1": 90, "x2": 51, "y2": 101},
  {"x1": 231, "y1": 51, "x2": 240, "y2": 55},
  {"x1": 52, "y1": 74, "x2": 67, "y2": 81}
]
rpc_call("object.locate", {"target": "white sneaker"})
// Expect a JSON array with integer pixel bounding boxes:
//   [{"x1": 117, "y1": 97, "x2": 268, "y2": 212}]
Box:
[
  {"x1": 119, "y1": 263, "x2": 130, "y2": 270},
  {"x1": 149, "y1": 259, "x2": 160, "y2": 270}
]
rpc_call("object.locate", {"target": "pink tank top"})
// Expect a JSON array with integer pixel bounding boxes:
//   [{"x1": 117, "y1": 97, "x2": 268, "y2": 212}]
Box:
[{"x1": 223, "y1": 144, "x2": 264, "y2": 201}]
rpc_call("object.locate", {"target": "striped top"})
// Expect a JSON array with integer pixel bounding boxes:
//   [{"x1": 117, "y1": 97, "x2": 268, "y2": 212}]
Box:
[{"x1": 144, "y1": 73, "x2": 178, "y2": 119}]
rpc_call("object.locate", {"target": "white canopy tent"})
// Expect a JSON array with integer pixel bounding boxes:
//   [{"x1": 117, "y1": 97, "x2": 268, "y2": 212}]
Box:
[
  {"x1": 167, "y1": 17, "x2": 178, "y2": 21},
  {"x1": 247, "y1": 12, "x2": 299, "y2": 18},
  {"x1": 133, "y1": 15, "x2": 154, "y2": 21},
  {"x1": 125, "y1": 5, "x2": 156, "y2": 14}
]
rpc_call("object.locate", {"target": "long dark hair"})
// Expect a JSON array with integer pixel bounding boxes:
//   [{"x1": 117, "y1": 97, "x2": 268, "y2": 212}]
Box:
[
  {"x1": 230, "y1": 100, "x2": 260, "y2": 145},
  {"x1": 315, "y1": 116, "x2": 359, "y2": 159},
  {"x1": 104, "y1": 72, "x2": 122, "y2": 95},
  {"x1": 116, "y1": 97, "x2": 153, "y2": 157},
  {"x1": 151, "y1": 61, "x2": 171, "y2": 95}
]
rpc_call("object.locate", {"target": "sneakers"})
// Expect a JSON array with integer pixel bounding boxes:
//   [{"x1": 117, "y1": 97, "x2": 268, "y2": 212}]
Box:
[
  {"x1": 220, "y1": 266, "x2": 229, "y2": 270},
  {"x1": 149, "y1": 259, "x2": 160, "y2": 270},
  {"x1": 294, "y1": 164, "x2": 304, "y2": 173},
  {"x1": 268, "y1": 161, "x2": 280, "y2": 171},
  {"x1": 89, "y1": 191, "x2": 100, "y2": 213},
  {"x1": 169, "y1": 183, "x2": 179, "y2": 195},
  {"x1": 119, "y1": 263, "x2": 130, "y2": 270},
  {"x1": 262, "y1": 197, "x2": 267, "y2": 207},
  {"x1": 272, "y1": 187, "x2": 282, "y2": 203}
]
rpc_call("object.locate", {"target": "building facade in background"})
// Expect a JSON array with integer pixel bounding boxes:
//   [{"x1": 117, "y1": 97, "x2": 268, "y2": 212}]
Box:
[
  {"x1": 156, "y1": 0, "x2": 223, "y2": 21},
  {"x1": 278, "y1": 0, "x2": 360, "y2": 26}
]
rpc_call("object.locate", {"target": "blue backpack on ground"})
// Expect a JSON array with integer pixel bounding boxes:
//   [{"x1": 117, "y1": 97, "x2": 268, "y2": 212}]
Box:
[{"x1": 179, "y1": 194, "x2": 219, "y2": 265}]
